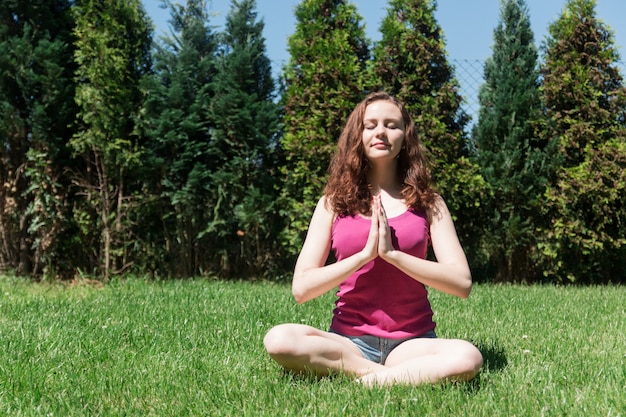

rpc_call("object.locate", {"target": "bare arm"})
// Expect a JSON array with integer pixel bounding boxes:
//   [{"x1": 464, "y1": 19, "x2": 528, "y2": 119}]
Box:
[
  {"x1": 291, "y1": 196, "x2": 378, "y2": 304},
  {"x1": 376, "y1": 195, "x2": 472, "y2": 298}
]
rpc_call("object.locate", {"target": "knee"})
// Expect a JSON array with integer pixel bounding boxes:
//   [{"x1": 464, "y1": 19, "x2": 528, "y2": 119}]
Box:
[
  {"x1": 454, "y1": 342, "x2": 483, "y2": 380},
  {"x1": 263, "y1": 324, "x2": 298, "y2": 357}
]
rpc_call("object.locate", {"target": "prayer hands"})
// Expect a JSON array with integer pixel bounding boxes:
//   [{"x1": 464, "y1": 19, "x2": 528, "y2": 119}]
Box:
[{"x1": 363, "y1": 195, "x2": 395, "y2": 262}]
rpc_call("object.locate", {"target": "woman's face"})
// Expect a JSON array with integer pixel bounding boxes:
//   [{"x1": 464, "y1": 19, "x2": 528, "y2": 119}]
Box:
[{"x1": 361, "y1": 100, "x2": 406, "y2": 164}]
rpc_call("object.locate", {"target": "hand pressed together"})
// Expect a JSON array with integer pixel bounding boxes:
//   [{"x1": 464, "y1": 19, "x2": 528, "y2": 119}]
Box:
[{"x1": 362, "y1": 195, "x2": 396, "y2": 262}]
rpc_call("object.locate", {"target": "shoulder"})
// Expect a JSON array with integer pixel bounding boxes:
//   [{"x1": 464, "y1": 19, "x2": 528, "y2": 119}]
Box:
[
  {"x1": 312, "y1": 195, "x2": 338, "y2": 224},
  {"x1": 426, "y1": 194, "x2": 450, "y2": 225},
  {"x1": 315, "y1": 195, "x2": 332, "y2": 215},
  {"x1": 299, "y1": 196, "x2": 336, "y2": 254}
]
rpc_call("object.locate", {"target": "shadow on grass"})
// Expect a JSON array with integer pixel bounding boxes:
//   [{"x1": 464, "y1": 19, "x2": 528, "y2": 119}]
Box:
[
  {"x1": 475, "y1": 339, "x2": 508, "y2": 373},
  {"x1": 279, "y1": 369, "x2": 353, "y2": 386},
  {"x1": 458, "y1": 339, "x2": 508, "y2": 392}
]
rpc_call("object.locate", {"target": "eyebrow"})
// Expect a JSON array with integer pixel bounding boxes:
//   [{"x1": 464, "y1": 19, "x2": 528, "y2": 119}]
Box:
[{"x1": 363, "y1": 118, "x2": 403, "y2": 124}]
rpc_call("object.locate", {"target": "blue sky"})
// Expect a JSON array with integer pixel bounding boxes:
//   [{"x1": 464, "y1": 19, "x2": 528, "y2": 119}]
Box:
[
  {"x1": 142, "y1": 0, "x2": 626, "y2": 69},
  {"x1": 141, "y1": 0, "x2": 626, "y2": 120}
]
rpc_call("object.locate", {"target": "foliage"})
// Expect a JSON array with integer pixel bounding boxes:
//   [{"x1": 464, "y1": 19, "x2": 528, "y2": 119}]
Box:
[
  {"x1": 139, "y1": 0, "x2": 219, "y2": 277},
  {"x1": 1, "y1": 1, "x2": 625, "y2": 283},
  {"x1": 472, "y1": 0, "x2": 547, "y2": 282},
  {"x1": 279, "y1": 0, "x2": 371, "y2": 257},
  {"x1": 537, "y1": 0, "x2": 626, "y2": 283},
  {"x1": 207, "y1": 0, "x2": 283, "y2": 277},
  {"x1": 370, "y1": 0, "x2": 487, "y2": 266},
  {"x1": 140, "y1": 0, "x2": 281, "y2": 278},
  {"x1": 71, "y1": 0, "x2": 153, "y2": 280},
  {"x1": 0, "y1": 0, "x2": 77, "y2": 278}
]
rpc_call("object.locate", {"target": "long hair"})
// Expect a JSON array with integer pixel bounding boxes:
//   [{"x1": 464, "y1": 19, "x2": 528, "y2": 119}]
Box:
[{"x1": 324, "y1": 91, "x2": 437, "y2": 216}]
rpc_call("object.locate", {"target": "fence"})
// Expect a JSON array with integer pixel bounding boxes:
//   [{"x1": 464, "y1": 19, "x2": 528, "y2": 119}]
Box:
[
  {"x1": 452, "y1": 58, "x2": 626, "y2": 128},
  {"x1": 451, "y1": 59, "x2": 484, "y2": 127},
  {"x1": 272, "y1": 58, "x2": 626, "y2": 128}
]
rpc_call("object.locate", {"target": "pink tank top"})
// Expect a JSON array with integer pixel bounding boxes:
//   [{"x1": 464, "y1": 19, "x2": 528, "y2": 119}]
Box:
[{"x1": 329, "y1": 209, "x2": 435, "y2": 338}]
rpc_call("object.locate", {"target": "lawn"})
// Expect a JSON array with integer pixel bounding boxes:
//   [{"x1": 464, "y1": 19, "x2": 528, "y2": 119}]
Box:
[{"x1": 0, "y1": 275, "x2": 623, "y2": 416}]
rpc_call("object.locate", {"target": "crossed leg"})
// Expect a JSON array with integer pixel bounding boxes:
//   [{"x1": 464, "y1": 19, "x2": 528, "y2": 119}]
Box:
[
  {"x1": 357, "y1": 337, "x2": 483, "y2": 387},
  {"x1": 263, "y1": 323, "x2": 483, "y2": 386},
  {"x1": 263, "y1": 323, "x2": 387, "y2": 377}
]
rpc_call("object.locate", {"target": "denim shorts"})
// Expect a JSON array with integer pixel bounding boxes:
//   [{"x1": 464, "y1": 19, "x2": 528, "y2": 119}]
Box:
[{"x1": 330, "y1": 329, "x2": 437, "y2": 365}]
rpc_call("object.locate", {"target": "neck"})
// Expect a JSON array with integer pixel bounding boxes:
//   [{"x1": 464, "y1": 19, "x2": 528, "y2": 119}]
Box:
[{"x1": 368, "y1": 161, "x2": 400, "y2": 194}]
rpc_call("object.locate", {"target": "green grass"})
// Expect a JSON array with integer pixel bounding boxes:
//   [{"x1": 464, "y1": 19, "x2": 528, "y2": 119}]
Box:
[{"x1": 0, "y1": 276, "x2": 623, "y2": 416}]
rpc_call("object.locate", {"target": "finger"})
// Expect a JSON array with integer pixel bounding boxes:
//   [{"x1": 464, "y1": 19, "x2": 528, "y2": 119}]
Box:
[
  {"x1": 376, "y1": 195, "x2": 385, "y2": 214},
  {"x1": 371, "y1": 204, "x2": 379, "y2": 230},
  {"x1": 377, "y1": 199, "x2": 388, "y2": 227},
  {"x1": 363, "y1": 200, "x2": 379, "y2": 260},
  {"x1": 377, "y1": 207, "x2": 387, "y2": 237},
  {"x1": 376, "y1": 200, "x2": 393, "y2": 255}
]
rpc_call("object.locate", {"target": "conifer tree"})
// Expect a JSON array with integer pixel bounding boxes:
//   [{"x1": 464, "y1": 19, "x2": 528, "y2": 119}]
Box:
[
  {"x1": 0, "y1": 0, "x2": 77, "y2": 277},
  {"x1": 538, "y1": 0, "x2": 626, "y2": 283},
  {"x1": 371, "y1": 0, "x2": 485, "y2": 262},
  {"x1": 140, "y1": 0, "x2": 218, "y2": 277},
  {"x1": 72, "y1": 0, "x2": 152, "y2": 279},
  {"x1": 207, "y1": 0, "x2": 282, "y2": 276},
  {"x1": 473, "y1": 0, "x2": 545, "y2": 281},
  {"x1": 279, "y1": 0, "x2": 371, "y2": 256}
]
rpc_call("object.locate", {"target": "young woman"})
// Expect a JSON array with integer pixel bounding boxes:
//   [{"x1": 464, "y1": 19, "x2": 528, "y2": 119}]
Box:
[{"x1": 264, "y1": 91, "x2": 483, "y2": 387}]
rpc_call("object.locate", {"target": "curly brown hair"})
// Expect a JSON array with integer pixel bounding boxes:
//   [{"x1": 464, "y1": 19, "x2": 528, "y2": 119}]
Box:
[{"x1": 324, "y1": 91, "x2": 437, "y2": 216}]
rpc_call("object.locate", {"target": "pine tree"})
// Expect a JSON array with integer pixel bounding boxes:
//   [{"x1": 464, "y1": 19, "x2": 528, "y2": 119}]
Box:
[
  {"x1": 140, "y1": 0, "x2": 219, "y2": 277},
  {"x1": 538, "y1": 0, "x2": 626, "y2": 283},
  {"x1": 71, "y1": 0, "x2": 153, "y2": 279},
  {"x1": 473, "y1": 0, "x2": 545, "y2": 282},
  {"x1": 207, "y1": 0, "x2": 282, "y2": 276},
  {"x1": 279, "y1": 0, "x2": 371, "y2": 256},
  {"x1": 0, "y1": 0, "x2": 77, "y2": 277},
  {"x1": 371, "y1": 0, "x2": 486, "y2": 263}
]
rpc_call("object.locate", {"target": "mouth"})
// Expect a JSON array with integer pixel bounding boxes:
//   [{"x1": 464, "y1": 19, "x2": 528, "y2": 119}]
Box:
[{"x1": 371, "y1": 142, "x2": 389, "y2": 149}]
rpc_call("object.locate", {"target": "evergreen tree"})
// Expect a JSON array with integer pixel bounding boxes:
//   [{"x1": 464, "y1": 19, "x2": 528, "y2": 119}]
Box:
[
  {"x1": 71, "y1": 0, "x2": 152, "y2": 279},
  {"x1": 538, "y1": 0, "x2": 626, "y2": 283},
  {"x1": 473, "y1": 0, "x2": 545, "y2": 282},
  {"x1": 0, "y1": 0, "x2": 77, "y2": 277},
  {"x1": 140, "y1": 0, "x2": 219, "y2": 277},
  {"x1": 280, "y1": 0, "x2": 371, "y2": 257},
  {"x1": 371, "y1": 0, "x2": 486, "y2": 265},
  {"x1": 208, "y1": 0, "x2": 282, "y2": 276}
]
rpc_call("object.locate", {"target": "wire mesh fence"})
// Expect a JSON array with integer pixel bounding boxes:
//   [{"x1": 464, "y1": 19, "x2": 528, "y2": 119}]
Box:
[
  {"x1": 451, "y1": 58, "x2": 626, "y2": 128},
  {"x1": 451, "y1": 59, "x2": 484, "y2": 127},
  {"x1": 273, "y1": 58, "x2": 626, "y2": 129}
]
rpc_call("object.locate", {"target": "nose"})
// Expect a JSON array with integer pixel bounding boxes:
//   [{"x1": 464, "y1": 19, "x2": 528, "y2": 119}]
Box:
[{"x1": 374, "y1": 123, "x2": 386, "y2": 137}]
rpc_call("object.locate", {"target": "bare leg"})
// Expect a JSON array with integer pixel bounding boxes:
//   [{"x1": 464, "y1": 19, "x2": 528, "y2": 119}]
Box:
[
  {"x1": 263, "y1": 324, "x2": 386, "y2": 377},
  {"x1": 357, "y1": 338, "x2": 483, "y2": 387}
]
